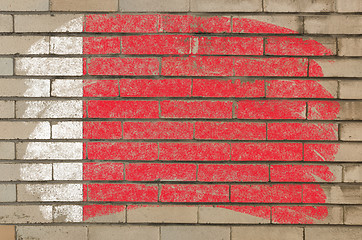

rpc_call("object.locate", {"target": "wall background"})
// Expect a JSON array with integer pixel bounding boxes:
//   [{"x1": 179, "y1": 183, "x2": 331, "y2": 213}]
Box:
[{"x1": 0, "y1": 0, "x2": 362, "y2": 239}]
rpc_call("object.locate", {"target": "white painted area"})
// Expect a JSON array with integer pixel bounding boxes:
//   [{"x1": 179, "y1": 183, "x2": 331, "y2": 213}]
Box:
[
  {"x1": 20, "y1": 164, "x2": 52, "y2": 181},
  {"x1": 16, "y1": 57, "x2": 83, "y2": 76},
  {"x1": 54, "y1": 16, "x2": 83, "y2": 33},
  {"x1": 54, "y1": 205, "x2": 83, "y2": 222},
  {"x1": 53, "y1": 163, "x2": 83, "y2": 180},
  {"x1": 52, "y1": 121, "x2": 83, "y2": 139},
  {"x1": 21, "y1": 142, "x2": 83, "y2": 160},
  {"x1": 28, "y1": 122, "x2": 51, "y2": 139},
  {"x1": 23, "y1": 184, "x2": 83, "y2": 201},
  {"x1": 27, "y1": 37, "x2": 49, "y2": 54},
  {"x1": 51, "y1": 79, "x2": 83, "y2": 97},
  {"x1": 24, "y1": 79, "x2": 50, "y2": 97},
  {"x1": 20, "y1": 100, "x2": 82, "y2": 118},
  {"x1": 50, "y1": 37, "x2": 83, "y2": 54},
  {"x1": 39, "y1": 206, "x2": 53, "y2": 221}
]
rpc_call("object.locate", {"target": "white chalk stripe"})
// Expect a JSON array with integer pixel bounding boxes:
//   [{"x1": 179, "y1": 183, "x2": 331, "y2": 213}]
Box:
[
  {"x1": 18, "y1": 184, "x2": 83, "y2": 202},
  {"x1": 53, "y1": 163, "x2": 83, "y2": 181},
  {"x1": 52, "y1": 122, "x2": 83, "y2": 139},
  {"x1": 50, "y1": 37, "x2": 83, "y2": 54},
  {"x1": 51, "y1": 79, "x2": 83, "y2": 97}
]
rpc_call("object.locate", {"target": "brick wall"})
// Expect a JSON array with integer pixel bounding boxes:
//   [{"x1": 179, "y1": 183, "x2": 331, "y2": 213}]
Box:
[{"x1": 0, "y1": 0, "x2": 362, "y2": 239}]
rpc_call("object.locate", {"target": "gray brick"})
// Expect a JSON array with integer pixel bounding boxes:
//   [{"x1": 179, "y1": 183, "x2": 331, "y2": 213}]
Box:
[
  {"x1": 305, "y1": 16, "x2": 362, "y2": 34},
  {"x1": 0, "y1": 79, "x2": 50, "y2": 97},
  {"x1": 0, "y1": 142, "x2": 15, "y2": 160},
  {"x1": 340, "y1": 80, "x2": 362, "y2": 99},
  {"x1": 345, "y1": 206, "x2": 362, "y2": 224},
  {"x1": 191, "y1": 0, "x2": 262, "y2": 12},
  {"x1": 232, "y1": 226, "x2": 303, "y2": 240},
  {"x1": 120, "y1": 0, "x2": 189, "y2": 12},
  {"x1": 336, "y1": 0, "x2": 362, "y2": 12},
  {"x1": 0, "y1": 0, "x2": 49, "y2": 11},
  {"x1": 0, "y1": 205, "x2": 52, "y2": 223},
  {"x1": 0, "y1": 58, "x2": 13, "y2": 76},
  {"x1": 0, "y1": 184, "x2": 16, "y2": 202},
  {"x1": 17, "y1": 226, "x2": 87, "y2": 240},
  {"x1": 0, "y1": 15, "x2": 13, "y2": 32},
  {"x1": 0, "y1": 101, "x2": 15, "y2": 118},
  {"x1": 310, "y1": 59, "x2": 362, "y2": 77},
  {"x1": 305, "y1": 227, "x2": 362, "y2": 240},
  {"x1": 0, "y1": 36, "x2": 49, "y2": 54},
  {"x1": 89, "y1": 226, "x2": 159, "y2": 240},
  {"x1": 51, "y1": 0, "x2": 118, "y2": 11},
  {"x1": 0, "y1": 122, "x2": 50, "y2": 139},
  {"x1": 341, "y1": 123, "x2": 362, "y2": 141},
  {"x1": 338, "y1": 38, "x2": 362, "y2": 56},
  {"x1": 264, "y1": 0, "x2": 335, "y2": 12},
  {"x1": 344, "y1": 165, "x2": 362, "y2": 183},
  {"x1": 161, "y1": 226, "x2": 230, "y2": 240}
]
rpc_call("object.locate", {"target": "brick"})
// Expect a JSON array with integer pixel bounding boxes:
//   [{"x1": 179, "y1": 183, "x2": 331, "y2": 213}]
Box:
[
  {"x1": 88, "y1": 142, "x2": 158, "y2": 160},
  {"x1": 83, "y1": 122, "x2": 123, "y2": 139},
  {"x1": 54, "y1": 205, "x2": 82, "y2": 222},
  {"x1": 345, "y1": 206, "x2": 362, "y2": 224},
  {"x1": 127, "y1": 205, "x2": 197, "y2": 223},
  {"x1": 195, "y1": 122, "x2": 266, "y2": 140},
  {"x1": 199, "y1": 206, "x2": 270, "y2": 224},
  {"x1": 0, "y1": 164, "x2": 51, "y2": 181},
  {"x1": 51, "y1": 80, "x2": 83, "y2": 97},
  {"x1": 88, "y1": 57, "x2": 159, "y2": 76},
  {"x1": 237, "y1": 100, "x2": 306, "y2": 119},
  {"x1": 266, "y1": 80, "x2": 337, "y2": 99},
  {"x1": 344, "y1": 165, "x2": 362, "y2": 183},
  {"x1": 232, "y1": 16, "x2": 302, "y2": 34},
  {"x1": 50, "y1": 37, "x2": 82, "y2": 54},
  {"x1": 89, "y1": 226, "x2": 159, "y2": 240},
  {"x1": 310, "y1": 59, "x2": 362, "y2": 77},
  {"x1": 84, "y1": 80, "x2": 119, "y2": 97},
  {"x1": 340, "y1": 123, "x2": 362, "y2": 141},
  {"x1": 340, "y1": 81, "x2": 362, "y2": 99},
  {"x1": 232, "y1": 143, "x2": 303, "y2": 161},
  {"x1": 272, "y1": 206, "x2": 343, "y2": 224},
  {"x1": 126, "y1": 163, "x2": 196, "y2": 181},
  {"x1": 120, "y1": 0, "x2": 189, "y2": 12},
  {"x1": 83, "y1": 163, "x2": 124, "y2": 181},
  {"x1": 0, "y1": 122, "x2": 50, "y2": 139},
  {"x1": 337, "y1": 0, "x2": 362, "y2": 12},
  {"x1": 86, "y1": 14, "x2": 158, "y2": 33},
  {"x1": 309, "y1": 101, "x2": 362, "y2": 120},
  {"x1": 53, "y1": 163, "x2": 82, "y2": 180},
  {"x1": 270, "y1": 165, "x2": 342, "y2": 182},
  {"x1": 0, "y1": 185, "x2": 16, "y2": 202},
  {"x1": 51, "y1": 0, "x2": 118, "y2": 11},
  {"x1": 161, "y1": 226, "x2": 230, "y2": 240},
  {"x1": 190, "y1": 0, "x2": 261, "y2": 12},
  {"x1": 338, "y1": 38, "x2": 362, "y2": 56},
  {"x1": 0, "y1": 58, "x2": 13, "y2": 76},
  {"x1": 88, "y1": 101, "x2": 158, "y2": 118},
  {"x1": 16, "y1": 100, "x2": 82, "y2": 118},
  {"x1": 0, "y1": 225, "x2": 14, "y2": 240},
  {"x1": 0, "y1": 79, "x2": 49, "y2": 97},
  {"x1": 88, "y1": 184, "x2": 158, "y2": 202},
  {"x1": 159, "y1": 143, "x2": 230, "y2": 161},
  {"x1": 264, "y1": 0, "x2": 335, "y2": 12},
  {"x1": 161, "y1": 56, "x2": 233, "y2": 76},
  {"x1": 268, "y1": 123, "x2": 338, "y2": 141},
  {"x1": 159, "y1": 15, "x2": 231, "y2": 33},
  {"x1": 234, "y1": 57, "x2": 308, "y2": 77},
  {"x1": 265, "y1": 37, "x2": 335, "y2": 56},
  {"x1": 17, "y1": 226, "x2": 87, "y2": 240},
  {"x1": 191, "y1": 36, "x2": 263, "y2": 55},
  {"x1": 198, "y1": 164, "x2": 268, "y2": 182},
  {"x1": 84, "y1": 205, "x2": 126, "y2": 223},
  {"x1": 0, "y1": 142, "x2": 15, "y2": 160},
  {"x1": 15, "y1": 15, "x2": 83, "y2": 32},
  {"x1": 0, "y1": 15, "x2": 13, "y2": 32},
  {"x1": 161, "y1": 101, "x2": 233, "y2": 119},
  {"x1": 17, "y1": 184, "x2": 83, "y2": 202},
  {"x1": 305, "y1": 227, "x2": 362, "y2": 240},
  {"x1": 303, "y1": 184, "x2": 362, "y2": 204},
  {"x1": 122, "y1": 35, "x2": 190, "y2": 55},
  {"x1": 305, "y1": 143, "x2": 362, "y2": 162},
  {"x1": 192, "y1": 79, "x2": 265, "y2": 98},
  {"x1": 305, "y1": 16, "x2": 362, "y2": 34},
  {"x1": 232, "y1": 226, "x2": 303, "y2": 240},
  {"x1": 0, "y1": 36, "x2": 49, "y2": 54},
  {"x1": 0, "y1": 101, "x2": 14, "y2": 118},
  {"x1": 160, "y1": 184, "x2": 229, "y2": 202},
  {"x1": 124, "y1": 122, "x2": 193, "y2": 139},
  {"x1": 231, "y1": 184, "x2": 302, "y2": 203},
  {"x1": 17, "y1": 142, "x2": 82, "y2": 160},
  {"x1": 120, "y1": 79, "x2": 191, "y2": 97},
  {"x1": 0, "y1": 206, "x2": 52, "y2": 223},
  {"x1": 16, "y1": 58, "x2": 83, "y2": 76},
  {"x1": 0, "y1": 0, "x2": 48, "y2": 11},
  {"x1": 83, "y1": 37, "x2": 121, "y2": 54}
]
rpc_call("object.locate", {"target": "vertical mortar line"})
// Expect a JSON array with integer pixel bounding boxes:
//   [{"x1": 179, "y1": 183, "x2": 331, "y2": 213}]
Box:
[
  {"x1": 305, "y1": 101, "x2": 309, "y2": 120},
  {"x1": 303, "y1": 227, "x2": 306, "y2": 240},
  {"x1": 262, "y1": 0, "x2": 265, "y2": 12},
  {"x1": 87, "y1": 225, "x2": 90, "y2": 240},
  {"x1": 301, "y1": 16, "x2": 305, "y2": 35},
  {"x1": 159, "y1": 225, "x2": 162, "y2": 240},
  {"x1": 229, "y1": 226, "x2": 232, "y2": 240},
  {"x1": 263, "y1": 37, "x2": 266, "y2": 56},
  {"x1": 306, "y1": 57, "x2": 310, "y2": 77},
  {"x1": 335, "y1": 36, "x2": 339, "y2": 57},
  {"x1": 230, "y1": 16, "x2": 233, "y2": 33},
  {"x1": 342, "y1": 205, "x2": 345, "y2": 224},
  {"x1": 337, "y1": 79, "x2": 340, "y2": 99}
]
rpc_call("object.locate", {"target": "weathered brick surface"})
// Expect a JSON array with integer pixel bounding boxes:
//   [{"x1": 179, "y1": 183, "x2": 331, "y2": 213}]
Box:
[
  {"x1": 305, "y1": 227, "x2": 362, "y2": 240},
  {"x1": 0, "y1": 58, "x2": 13, "y2": 76},
  {"x1": 190, "y1": 0, "x2": 262, "y2": 12},
  {"x1": 344, "y1": 206, "x2": 362, "y2": 224},
  {"x1": 50, "y1": 0, "x2": 118, "y2": 11},
  {"x1": 232, "y1": 226, "x2": 303, "y2": 240},
  {"x1": 264, "y1": 0, "x2": 335, "y2": 12},
  {"x1": 336, "y1": 0, "x2": 362, "y2": 12},
  {"x1": 305, "y1": 16, "x2": 362, "y2": 34},
  {"x1": 89, "y1": 226, "x2": 159, "y2": 240},
  {"x1": 0, "y1": 0, "x2": 49, "y2": 11},
  {"x1": 338, "y1": 38, "x2": 362, "y2": 56},
  {"x1": 340, "y1": 81, "x2": 362, "y2": 99},
  {"x1": 0, "y1": 15, "x2": 12, "y2": 32},
  {"x1": 0, "y1": 205, "x2": 52, "y2": 223},
  {"x1": 341, "y1": 123, "x2": 362, "y2": 141},
  {"x1": 120, "y1": 0, "x2": 189, "y2": 12},
  {"x1": 0, "y1": 101, "x2": 15, "y2": 118},
  {"x1": 0, "y1": 185, "x2": 16, "y2": 202},
  {"x1": 17, "y1": 226, "x2": 87, "y2": 240},
  {"x1": 161, "y1": 226, "x2": 230, "y2": 240}
]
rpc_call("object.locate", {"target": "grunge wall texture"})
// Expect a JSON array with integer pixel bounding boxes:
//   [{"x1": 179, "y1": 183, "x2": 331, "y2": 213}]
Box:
[{"x1": 0, "y1": 0, "x2": 362, "y2": 239}]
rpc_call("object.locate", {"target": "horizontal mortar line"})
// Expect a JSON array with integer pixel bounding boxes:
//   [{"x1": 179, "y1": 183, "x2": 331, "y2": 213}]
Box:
[{"x1": 2, "y1": 32, "x2": 362, "y2": 37}]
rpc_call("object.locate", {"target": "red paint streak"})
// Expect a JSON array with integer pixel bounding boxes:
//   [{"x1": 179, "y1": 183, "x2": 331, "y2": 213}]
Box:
[
  {"x1": 232, "y1": 17, "x2": 298, "y2": 34},
  {"x1": 83, "y1": 163, "x2": 124, "y2": 181},
  {"x1": 83, "y1": 205, "x2": 126, "y2": 221},
  {"x1": 308, "y1": 101, "x2": 340, "y2": 120},
  {"x1": 83, "y1": 122, "x2": 123, "y2": 139},
  {"x1": 270, "y1": 165, "x2": 336, "y2": 182},
  {"x1": 304, "y1": 144, "x2": 340, "y2": 162},
  {"x1": 303, "y1": 184, "x2": 327, "y2": 203},
  {"x1": 272, "y1": 206, "x2": 328, "y2": 224},
  {"x1": 83, "y1": 37, "x2": 121, "y2": 54},
  {"x1": 123, "y1": 122, "x2": 193, "y2": 139},
  {"x1": 83, "y1": 80, "x2": 119, "y2": 97}
]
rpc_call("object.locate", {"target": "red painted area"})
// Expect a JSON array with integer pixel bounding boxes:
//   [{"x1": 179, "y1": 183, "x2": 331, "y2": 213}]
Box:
[
  {"x1": 160, "y1": 100, "x2": 233, "y2": 119},
  {"x1": 198, "y1": 164, "x2": 269, "y2": 182},
  {"x1": 192, "y1": 79, "x2": 265, "y2": 98},
  {"x1": 82, "y1": 14, "x2": 340, "y2": 224},
  {"x1": 123, "y1": 122, "x2": 193, "y2": 139},
  {"x1": 236, "y1": 100, "x2": 306, "y2": 119},
  {"x1": 231, "y1": 143, "x2": 303, "y2": 161},
  {"x1": 119, "y1": 79, "x2": 191, "y2": 97},
  {"x1": 126, "y1": 163, "x2": 196, "y2": 181},
  {"x1": 195, "y1": 122, "x2": 266, "y2": 140}
]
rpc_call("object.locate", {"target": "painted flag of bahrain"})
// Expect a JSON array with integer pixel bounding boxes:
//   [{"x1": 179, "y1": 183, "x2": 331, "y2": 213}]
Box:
[{"x1": 17, "y1": 14, "x2": 343, "y2": 224}]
